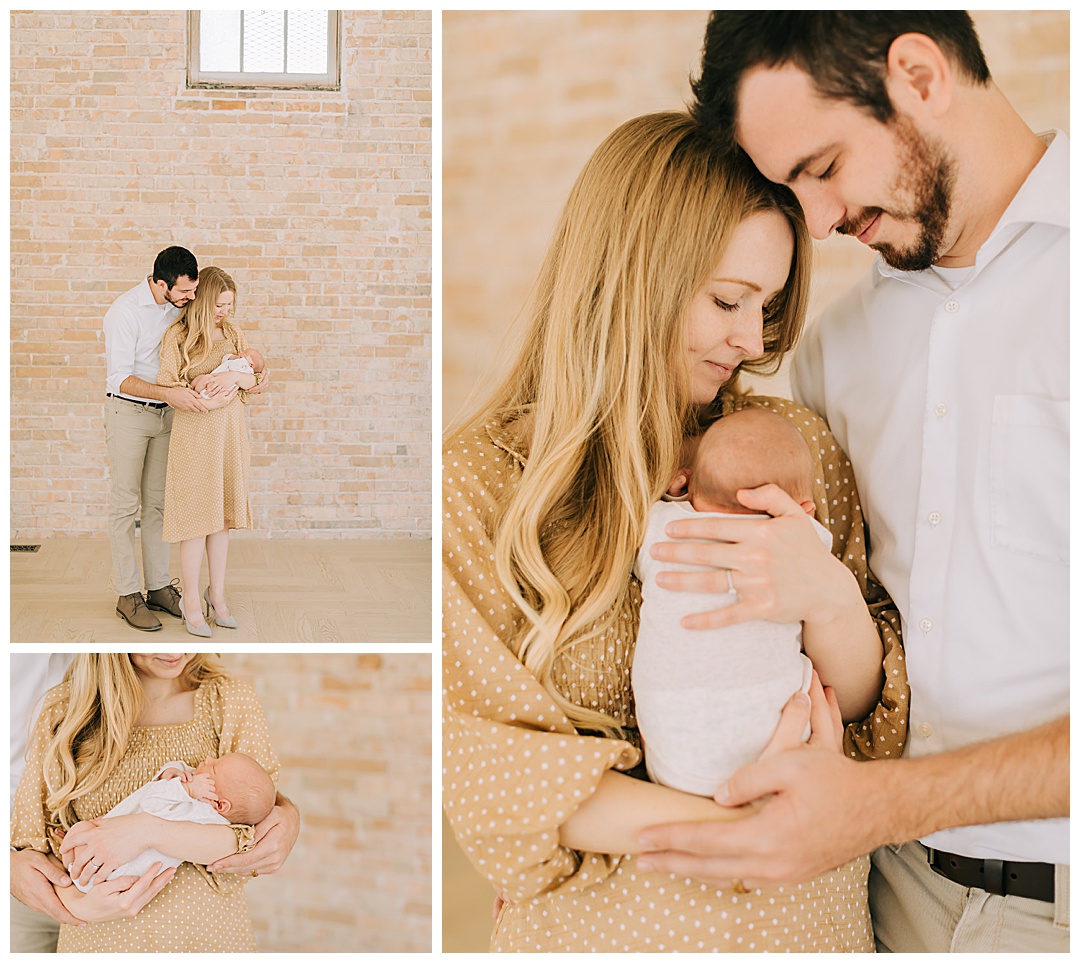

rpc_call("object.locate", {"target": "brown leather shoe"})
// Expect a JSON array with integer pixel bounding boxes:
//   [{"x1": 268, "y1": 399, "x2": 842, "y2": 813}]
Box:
[
  {"x1": 116, "y1": 592, "x2": 162, "y2": 631},
  {"x1": 146, "y1": 579, "x2": 183, "y2": 619}
]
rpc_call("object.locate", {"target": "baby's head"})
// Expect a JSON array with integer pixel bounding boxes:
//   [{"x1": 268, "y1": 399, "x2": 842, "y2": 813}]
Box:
[
  {"x1": 194, "y1": 752, "x2": 275, "y2": 824},
  {"x1": 687, "y1": 408, "x2": 816, "y2": 516}
]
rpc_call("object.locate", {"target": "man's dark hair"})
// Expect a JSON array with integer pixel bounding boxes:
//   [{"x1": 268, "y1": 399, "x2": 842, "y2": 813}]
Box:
[
  {"x1": 152, "y1": 246, "x2": 199, "y2": 287},
  {"x1": 692, "y1": 12, "x2": 991, "y2": 147}
]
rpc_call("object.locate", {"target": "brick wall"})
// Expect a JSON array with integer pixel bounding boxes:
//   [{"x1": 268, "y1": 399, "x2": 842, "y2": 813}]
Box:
[
  {"x1": 11, "y1": 10, "x2": 432, "y2": 539},
  {"x1": 443, "y1": 10, "x2": 1069, "y2": 423},
  {"x1": 222, "y1": 652, "x2": 432, "y2": 952}
]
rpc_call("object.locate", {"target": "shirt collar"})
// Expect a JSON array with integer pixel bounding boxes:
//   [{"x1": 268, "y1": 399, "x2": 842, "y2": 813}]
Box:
[
  {"x1": 872, "y1": 129, "x2": 1068, "y2": 288},
  {"x1": 992, "y1": 129, "x2": 1068, "y2": 233}
]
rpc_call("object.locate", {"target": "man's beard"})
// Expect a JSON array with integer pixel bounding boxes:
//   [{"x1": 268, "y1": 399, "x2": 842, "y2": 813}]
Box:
[{"x1": 841, "y1": 117, "x2": 957, "y2": 272}]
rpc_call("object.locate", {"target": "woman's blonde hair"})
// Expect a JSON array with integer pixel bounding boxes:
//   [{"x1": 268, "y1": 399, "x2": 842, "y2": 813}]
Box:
[
  {"x1": 174, "y1": 265, "x2": 238, "y2": 382},
  {"x1": 460, "y1": 112, "x2": 811, "y2": 732},
  {"x1": 40, "y1": 654, "x2": 229, "y2": 830}
]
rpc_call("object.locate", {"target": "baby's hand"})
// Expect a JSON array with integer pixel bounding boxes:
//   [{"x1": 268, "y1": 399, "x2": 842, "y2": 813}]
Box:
[
  {"x1": 666, "y1": 467, "x2": 692, "y2": 498},
  {"x1": 184, "y1": 773, "x2": 218, "y2": 803},
  {"x1": 158, "y1": 768, "x2": 186, "y2": 782}
]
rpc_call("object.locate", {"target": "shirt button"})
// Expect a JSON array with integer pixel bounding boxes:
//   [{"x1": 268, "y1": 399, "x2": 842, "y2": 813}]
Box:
[
  {"x1": 928, "y1": 511, "x2": 942, "y2": 526},
  {"x1": 919, "y1": 618, "x2": 933, "y2": 633},
  {"x1": 944, "y1": 299, "x2": 960, "y2": 314},
  {"x1": 919, "y1": 723, "x2": 933, "y2": 738},
  {"x1": 934, "y1": 403, "x2": 948, "y2": 419}
]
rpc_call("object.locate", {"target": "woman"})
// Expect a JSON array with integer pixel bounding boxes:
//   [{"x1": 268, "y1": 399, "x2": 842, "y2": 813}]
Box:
[
  {"x1": 11, "y1": 653, "x2": 279, "y2": 952},
  {"x1": 443, "y1": 112, "x2": 909, "y2": 951},
  {"x1": 158, "y1": 266, "x2": 262, "y2": 636}
]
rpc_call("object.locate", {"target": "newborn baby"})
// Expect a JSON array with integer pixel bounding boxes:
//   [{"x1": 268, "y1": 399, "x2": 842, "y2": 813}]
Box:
[
  {"x1": 198, "y1": 353, "x2": 254, "y2": 399},
  {"x1": 72, "y1": 751, "x2": 275, "y2": 892},
  {"x1": 632, "y1": 407, "x2": 833, "y2": 795}
]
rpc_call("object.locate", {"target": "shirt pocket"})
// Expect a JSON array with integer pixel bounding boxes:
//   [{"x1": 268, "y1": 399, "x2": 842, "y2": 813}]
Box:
[{"x1": 990, "y1": 395, "x2": 1068, "y2": 564}]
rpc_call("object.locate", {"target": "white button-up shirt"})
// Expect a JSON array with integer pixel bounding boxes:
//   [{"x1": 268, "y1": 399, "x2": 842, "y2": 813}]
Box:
[
  {"x1": 793, "y1": 131, "x2": 1068, "y2": 864},
  {"x1": 103, "y1": 278, "x2": 181, "y2": 401},
  {"x1": 10, "y1": 653, "x2": 72, "y2": 806}
]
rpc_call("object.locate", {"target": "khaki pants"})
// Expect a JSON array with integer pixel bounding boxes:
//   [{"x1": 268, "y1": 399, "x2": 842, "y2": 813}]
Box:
[
  {"x1": 870, "y1": 840, "x2": 1069, "y2": 952},
  {"x1": 10, "y1": 894, "x2": 60, "y2": 952},
  {"x1": 104, "y1": 397, "x2": 173, "y2": 596}
]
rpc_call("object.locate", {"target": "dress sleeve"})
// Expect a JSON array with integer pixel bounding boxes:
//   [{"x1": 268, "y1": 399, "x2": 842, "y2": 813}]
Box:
[
  {"x1": 443, "y1": 432, "x2": 640, "y2": 902},
  {"x1": 10, "y1": 687, "x2": 67, "y2": 856},
  {"x1": 157, "y1": 322, "x2": 186, "y2": 388},
  {"x1": 207, "y1": 679, "x2": 281, "y2": 787},
  {"x1": 738, "y1": 397, "x2": 910, "y2": 762}
]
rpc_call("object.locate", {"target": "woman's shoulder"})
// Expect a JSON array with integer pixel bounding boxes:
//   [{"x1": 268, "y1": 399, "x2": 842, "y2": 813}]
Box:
[
  {"x1": 37, "y1": 681, "x2": 72, "y2": 719},
  {"x1": 162, "y1": 318, "x2": 186, "y2": 342},
  {"x1": 733, "y1": 394, "x2": 838, "y2": 457},
  {"x1": 444, "y1": 418, "x2": 526, "y2": 482},
  {"x1": 222, "y1": 319, "x2": 246, "y2": 346},
  {"x1": 199, "y1": 675, "x2": 261, "y2": 712}
]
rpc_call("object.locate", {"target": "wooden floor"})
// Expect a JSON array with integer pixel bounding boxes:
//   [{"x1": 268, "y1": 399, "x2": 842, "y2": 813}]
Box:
[
  {"x1": 442, "y1": 813, "x2": 495, "y2": 952},
  {"x1": 10, "y1": 537, "x2": 431, "y2": 643}
]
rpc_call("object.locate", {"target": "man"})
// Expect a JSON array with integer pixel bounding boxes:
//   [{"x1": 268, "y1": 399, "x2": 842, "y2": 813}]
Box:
[
  {"x1": 104, "y1": 246, "x2": 268, "y2": 630},
  {"x1": 638, "y1": 12, "x2": 1067, "y2": 952},
  {"x1": 10, "y1": 654, "x2": 300, "y2": 951}
]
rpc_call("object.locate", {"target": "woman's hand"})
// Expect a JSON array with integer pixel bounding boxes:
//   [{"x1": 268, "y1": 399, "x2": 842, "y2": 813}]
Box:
[
  {"x1": 650, "y1": 483, "x2": 857, "y2": 630},
  {"x1": 60, "y1": 813, "x2": 152, "y2": 891},
  {"x1": 206, "y1": 794, "x2": 300, "y2": 876},
  {"x1": 199, "y1": 385, "x2": 238, "y2": 410},
  {"x1": 189, "y1": 373, "x2": 216, "y2": 395},
  {"x1": 56, "y1": 862, "x2": 177, "y2": 923}
]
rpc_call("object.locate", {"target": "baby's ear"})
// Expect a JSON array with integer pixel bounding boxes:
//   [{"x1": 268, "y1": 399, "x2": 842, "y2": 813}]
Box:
[
  {"x1": 799, "y1": 499, "x2": 816, "y2": 516},
  {"x1": 213, "y1": 798, "x2": 232, "y2": 816}
]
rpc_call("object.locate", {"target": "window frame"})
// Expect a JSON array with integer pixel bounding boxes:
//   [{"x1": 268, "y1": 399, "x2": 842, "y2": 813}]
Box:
[{"x1": 187, "y1": 10, "x2": 341, "y2": 90}]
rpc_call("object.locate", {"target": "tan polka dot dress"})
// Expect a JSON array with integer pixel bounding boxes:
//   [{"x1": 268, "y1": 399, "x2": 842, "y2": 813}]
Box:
[
  {"x1": 443, "y1": 393, "x2": 909, "y2": 952},
  {"x1": 12, "y1": 678, "x2": 280, "y2": 953},
  {"x1": 159, "y1": 320, "x2": 256, "y2": 542}
]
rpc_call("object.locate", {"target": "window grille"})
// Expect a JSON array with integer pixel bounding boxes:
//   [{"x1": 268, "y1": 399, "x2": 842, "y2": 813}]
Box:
[{"x1": 188, "y1": 10, "x2": 340, "y2": 89}]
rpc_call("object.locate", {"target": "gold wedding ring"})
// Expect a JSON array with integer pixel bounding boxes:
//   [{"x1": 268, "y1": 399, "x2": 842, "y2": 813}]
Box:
[
  {"x1": 731, "y1": 879, "x2": 749, "y2": 894},
  {"x1": 251, "y1": 869, "x2": 259, "y2": 878}
]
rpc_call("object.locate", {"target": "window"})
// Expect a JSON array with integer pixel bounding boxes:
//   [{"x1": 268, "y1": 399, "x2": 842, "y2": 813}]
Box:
[{"x1": 188, "y1": 10, "x2": 340, "y2": 89}]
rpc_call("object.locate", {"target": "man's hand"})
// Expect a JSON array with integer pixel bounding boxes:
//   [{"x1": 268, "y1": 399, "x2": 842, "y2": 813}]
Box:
[
  {"x1": 206, "y1": 795, "x2": 300, "y2": 876},
  {"x1": 56, "y1": 862, "x2": 176, "y2": 922},
  {"x1": 11, "y1": 849, "x2": 83, "y2": 926},
  {"x1": 60, "y1": 813, "x2": 151, "y2": 891},
  {"x1": 636, "y1": 675, "x2": 880, "y2": 889},
  {"x1": 651, "y1": 483, "x2": 849, "y2": 630},
  {"x1": 166, "y1": 386, "x2": 210, "y2": 412}
]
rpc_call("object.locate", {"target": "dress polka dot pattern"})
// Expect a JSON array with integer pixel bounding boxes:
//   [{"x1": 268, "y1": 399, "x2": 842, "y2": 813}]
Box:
[
  {"x1": 11, "y1": 678, "x2": 280, "y2": 953},
  {"x1": 443, "y1": 392, "x2": 909, "y2": 952},
  {"x1": 159, "y1": 321, "x2": 256, "y2": 542}
]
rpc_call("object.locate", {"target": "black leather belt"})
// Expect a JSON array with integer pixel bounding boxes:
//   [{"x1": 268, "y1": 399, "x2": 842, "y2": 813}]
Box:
[
  {"x1": 927, "y1": 847, "x2": 1055, "y2": 902},
  {"x1": 106, "y1": 393, "x2": 168, "y2": 410}
]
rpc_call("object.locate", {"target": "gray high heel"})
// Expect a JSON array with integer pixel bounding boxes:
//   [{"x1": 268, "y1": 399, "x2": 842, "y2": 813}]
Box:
[
  {"x1": 181, "y1": 598, "x2": 212, "y2": 638},
  {"x1": 204, "y1": 588, "x2": 238, "y2": 629}
]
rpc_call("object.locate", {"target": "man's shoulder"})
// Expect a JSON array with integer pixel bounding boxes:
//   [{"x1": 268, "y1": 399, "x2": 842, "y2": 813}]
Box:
[{"x1": 104, "y1": 280, "x2": 148, "y2": 318}]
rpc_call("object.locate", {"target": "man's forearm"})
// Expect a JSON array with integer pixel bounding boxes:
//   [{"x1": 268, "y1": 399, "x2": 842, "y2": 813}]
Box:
[
  {"x1": 117, "y1": 375, "x2": 172, "y2": 403},
  {"x1": 875, "y1": 715, "x2": 1068, "y2": 846}
]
